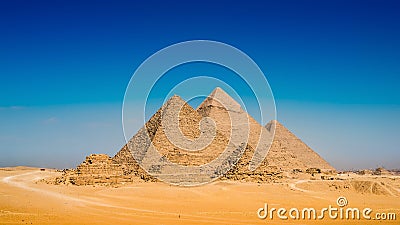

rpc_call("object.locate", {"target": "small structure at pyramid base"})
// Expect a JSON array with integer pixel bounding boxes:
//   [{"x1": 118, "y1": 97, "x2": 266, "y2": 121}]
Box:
[{"x1": 52, "y1": 88, "x2": 335, "y2": 186}]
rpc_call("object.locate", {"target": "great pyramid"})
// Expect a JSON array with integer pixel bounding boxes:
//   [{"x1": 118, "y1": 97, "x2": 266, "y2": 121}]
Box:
[
  {"x1": 114, "y1": 95, "x2": 244, "y2": 185},
  {"x1": 53, "y1": 87, "x2": 335, "y2": 185}
]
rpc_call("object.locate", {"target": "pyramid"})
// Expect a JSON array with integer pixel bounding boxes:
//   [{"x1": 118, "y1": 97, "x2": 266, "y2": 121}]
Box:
[
  {"x1": 265, "y1": 120, "x2": 335, "y2": 171},
  {"x1": 113, "y1": 95, "x2": 244, "y2": 185}
]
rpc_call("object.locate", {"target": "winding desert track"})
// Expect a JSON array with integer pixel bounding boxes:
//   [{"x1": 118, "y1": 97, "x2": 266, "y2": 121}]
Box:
[
  {"x1": 1, "y1": 171, "x2": 89, "y2": 203},
  {"x1": 2, "y1": 171, "x2": 147, "y2": 208},
  {"x1": 288, "y1": 179, "x2": 311, "y2": 193},
  {"x1": 288, "y1": 177, "x2": 400, "y2": 198}
]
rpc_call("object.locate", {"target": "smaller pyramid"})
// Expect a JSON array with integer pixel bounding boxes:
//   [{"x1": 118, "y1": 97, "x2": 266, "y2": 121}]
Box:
[
  {"x1": 265, "y1": 120, "x2": 335, "y2": 171},
  {"x1": 51, "y1": 154, "x2": 144, "y2": 185}
]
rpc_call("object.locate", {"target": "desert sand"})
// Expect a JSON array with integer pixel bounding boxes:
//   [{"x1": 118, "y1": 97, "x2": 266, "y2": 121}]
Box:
[{"x1": 1, "y1": 167, "x2": 399, "y2": 224}]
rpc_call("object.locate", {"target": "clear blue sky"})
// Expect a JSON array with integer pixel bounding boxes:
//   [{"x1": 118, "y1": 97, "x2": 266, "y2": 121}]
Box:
[{"x1": 0, "y1": 0, "x2": 399, "y2": 170}]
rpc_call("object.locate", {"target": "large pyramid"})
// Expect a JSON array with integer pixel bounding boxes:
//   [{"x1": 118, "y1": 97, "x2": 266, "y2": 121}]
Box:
[
  {"x1": 113, "y1": 95, "x2": 230, "y2": 167},
  {"x1": 114, "y1": 95, "x2": 244, "y2": 185},
  {"x1": 53, "y1": 87, "x2": 334, "y2": 185}
]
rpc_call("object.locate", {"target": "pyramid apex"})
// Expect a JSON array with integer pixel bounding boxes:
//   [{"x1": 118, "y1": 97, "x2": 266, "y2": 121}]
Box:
[
  {"x1": 170, "y1": 94, "x2": 181, "y2": 98},
  {"x1": 160, "y1": 95, "x2": 191, "y2": 112},
  {"x1": 210, "y1": 86, "x2": 224, "y2": 95},
  {"x1": 210, "y1": 87, "x2": 233, "y2": 99},
  {"x1": 166, "y1": 94, "x2": 185, "y2": 103},
  {"x1": 267, "y1": 119, "x2": 279, "y2": 125},
  {"x1": 198, "y1": 87, "x2": 242, "y2": 111}
]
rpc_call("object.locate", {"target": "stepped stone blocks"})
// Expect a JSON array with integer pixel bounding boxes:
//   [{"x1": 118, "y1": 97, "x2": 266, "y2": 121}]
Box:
[
  {"x1": 54, "y1": 154, "x2": 143, "y2": 185},
  {"x1": 54, "y1": 87, "x2": 335, "y2": 185}
]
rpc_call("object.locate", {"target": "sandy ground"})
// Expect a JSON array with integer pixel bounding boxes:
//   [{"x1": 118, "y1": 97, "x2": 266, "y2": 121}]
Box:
[{"x1": 0, "y1": 167, "x2": 399, "y2": 224}]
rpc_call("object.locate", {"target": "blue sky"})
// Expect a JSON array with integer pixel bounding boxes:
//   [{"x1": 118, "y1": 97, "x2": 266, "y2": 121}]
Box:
[{"x1": 0, "y1": 0, "x2": 399, "y2": 169}]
